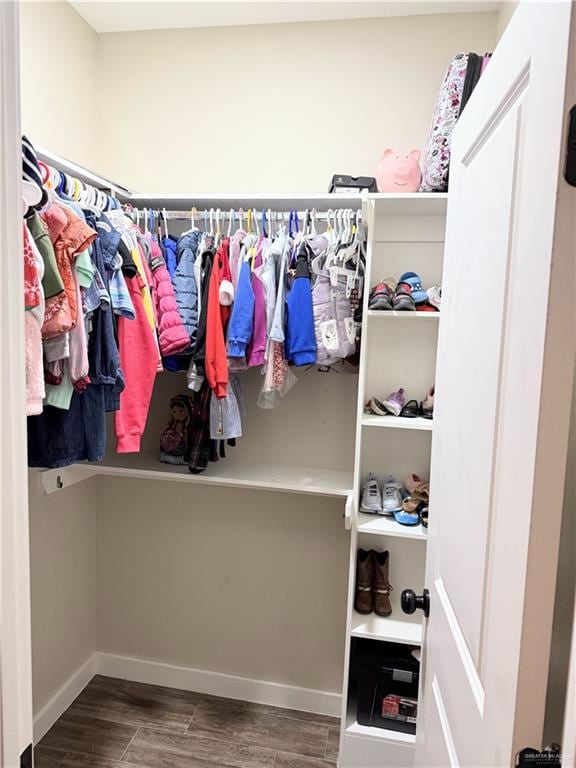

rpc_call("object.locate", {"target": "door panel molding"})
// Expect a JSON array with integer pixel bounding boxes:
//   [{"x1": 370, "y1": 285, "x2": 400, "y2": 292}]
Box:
[{"x1": 435, "y1": 578, "x2": 485, "y2": 715}]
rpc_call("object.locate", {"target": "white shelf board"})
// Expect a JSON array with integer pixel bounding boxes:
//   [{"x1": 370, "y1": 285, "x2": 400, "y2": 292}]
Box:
[
  {"x1": 370, "y1": 192, "x2": 448, "y2": 217},
  {"x1": 351, "y1": 612, "x2": 423, "y2": 645},
  {"x1": 361, "y1": 415, "x2": 433, "y2": 431},
  {"x1": 128, "y1": 192, "x2": 364, "y2": 212},
  {"x1": 367, "y1": 310, "x2": 440, "y2": 320},
  {"x1": 357, "y1": 513, "x2": 427, "y2": 540},
  {"x1": 40, "y1": 454, "x2": 354, "y2": 498},
  {"x1": 345, "y1": 721, "x2": 416, "y2": 745}
]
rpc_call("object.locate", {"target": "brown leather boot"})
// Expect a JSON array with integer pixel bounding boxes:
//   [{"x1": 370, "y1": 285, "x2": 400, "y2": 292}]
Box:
[
  {"x1": 373, "y1": 550, "x2": 393, "y2": 616},
  {"x1": 354, "y1": 549, "x2": 374, "y2": 614}
]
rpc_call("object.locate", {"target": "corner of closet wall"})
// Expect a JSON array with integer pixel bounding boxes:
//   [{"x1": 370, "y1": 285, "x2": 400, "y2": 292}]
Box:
[
  {"x1": 18, "y1": 0, "x2": 101, "y2": 172},
  {"x1": 496, "y1": 1, "x2": 519, "y2": 40}
]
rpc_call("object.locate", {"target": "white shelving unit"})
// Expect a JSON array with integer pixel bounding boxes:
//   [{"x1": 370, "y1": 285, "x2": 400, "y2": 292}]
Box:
[{"x1": 339, "y1": 193, "x2": 447, "y2": 768}]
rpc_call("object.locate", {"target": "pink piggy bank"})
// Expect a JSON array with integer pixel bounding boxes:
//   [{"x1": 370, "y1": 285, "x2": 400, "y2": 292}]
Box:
[{"x1": 375, "y1": 149, "x2": 422, "y2": 192}]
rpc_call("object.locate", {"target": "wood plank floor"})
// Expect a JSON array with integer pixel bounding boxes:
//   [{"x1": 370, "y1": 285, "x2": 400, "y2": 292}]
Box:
[{"x1": 36, "y1": 676, "x2": 339, "y2": 768}]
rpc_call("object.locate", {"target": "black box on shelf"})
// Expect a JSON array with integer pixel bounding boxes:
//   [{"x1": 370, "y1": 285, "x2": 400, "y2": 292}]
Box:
[
  {"x1": 328, "y1": 175, "x2": 377, "y2": 194},
  {"x1": 352, "y1": 639, "x2": 420, "y2": 735}
]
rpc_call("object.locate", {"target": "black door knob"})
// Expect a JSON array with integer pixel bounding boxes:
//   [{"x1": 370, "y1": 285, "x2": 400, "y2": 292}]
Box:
[{"x1": 401, "y1": 588, "x2": 430, "y2": 618}]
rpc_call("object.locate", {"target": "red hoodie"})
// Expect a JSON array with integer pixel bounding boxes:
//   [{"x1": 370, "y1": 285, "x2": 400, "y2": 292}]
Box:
[{"x1": 205, "y1": 239, "x2": 233, "y2": 399}]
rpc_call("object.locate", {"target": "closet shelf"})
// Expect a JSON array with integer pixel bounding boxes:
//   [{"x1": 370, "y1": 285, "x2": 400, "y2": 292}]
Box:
[
  {"x1": 357, "y1": 513, "x2": 427, "y2": 540},
  {"x1": 370, "y1": 192, "x2": 448, "y2": 217},
  {"x1": 127, "y1": 192, "x2": 364, "y2": 212},
  {"x1": 345, "y1": 722, "x2": 416, "y2": 745},
  {"x1": 367, "y1": 310, "x2": 440, "y2": 320},
  {"x1": 361, "y1": 415, "x2": 433, "y2": 431},
  {"x1": 39, "y1": 455, "x2": 354, "y2": 500},
  {"x1": 351, "y1": 612, "x2": 422, "y2": 645}
]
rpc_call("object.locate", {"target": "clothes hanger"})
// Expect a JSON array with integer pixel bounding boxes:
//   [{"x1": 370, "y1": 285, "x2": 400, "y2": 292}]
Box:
[
  {"x1": 162, "y1": 208, "x2": 169, "y2": 239},
  {"x1": 253, "y1": 208, "x2": 260, "y2": 237},
  {"x1": 215, "y1": 208, "x2": 222, "y2": 247},
  {"x1": 310, "y1": 208, "x2": 318, "y2": 236},
  {"x1": 190, "y1": 206, "x2": 197, "y2": 230},
  {"x1": 227, "y1": 208, "x2": 235, "y2": 237},
  {"x1": 261, "y1": 209, "x2": 268, "y2": 238}
]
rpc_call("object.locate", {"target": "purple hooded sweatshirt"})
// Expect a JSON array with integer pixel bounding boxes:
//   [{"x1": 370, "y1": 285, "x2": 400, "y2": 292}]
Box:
[{"x1": 247, "y1": 236, "x2": 267, "y2": 367}]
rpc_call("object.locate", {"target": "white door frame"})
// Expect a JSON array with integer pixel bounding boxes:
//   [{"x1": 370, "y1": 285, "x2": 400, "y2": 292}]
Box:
[{"x1": 0, "y1": 1, "x2": 34, "y2": 765}]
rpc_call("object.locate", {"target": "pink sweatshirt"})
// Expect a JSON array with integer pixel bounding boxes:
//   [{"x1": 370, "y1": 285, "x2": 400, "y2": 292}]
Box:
[{"x1": 115, "y1": 270, "x2": 159, "y2": 453}]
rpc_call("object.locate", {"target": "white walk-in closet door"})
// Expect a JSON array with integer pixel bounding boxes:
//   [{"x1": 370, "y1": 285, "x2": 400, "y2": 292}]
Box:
[
  {"x1": 415, "y1": 2, "x2": 576, "y2": 766},
  {"x1": 0, "y1": 2, "x2": 34, "y2": 766}
]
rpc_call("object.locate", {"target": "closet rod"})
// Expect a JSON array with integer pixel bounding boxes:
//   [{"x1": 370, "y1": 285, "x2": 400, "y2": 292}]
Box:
[
  {"x1": 147, "y1": 210, "x2": 362, "y2": 222},
  {"x1": 34, "y1": 146, "x2": 365, "y2": 213},
  {"x1": 35, "y1": 146, "x2": 133, "y2": 199}
]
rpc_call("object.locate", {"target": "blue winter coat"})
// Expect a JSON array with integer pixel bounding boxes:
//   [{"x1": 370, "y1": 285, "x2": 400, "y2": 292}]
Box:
[{"x1": 172, "y1": 230, "x2": 200, "y2": 345}]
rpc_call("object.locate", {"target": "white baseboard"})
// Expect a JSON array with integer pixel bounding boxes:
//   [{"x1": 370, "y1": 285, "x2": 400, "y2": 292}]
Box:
[
  {"x1": 97, "y1": 652, "x2": 342, "y2": 718},
  {"x1": 33, "y1": 654, "x2": 97, "y2": 742},
  {"x1": 33, "y1": 651, "x2": 342, "y2": 742}
]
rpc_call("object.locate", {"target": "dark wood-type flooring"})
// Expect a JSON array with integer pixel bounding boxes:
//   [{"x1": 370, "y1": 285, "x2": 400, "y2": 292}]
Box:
[{"x1": 36, "y1": 676, "x2": 340, "y2": 768}]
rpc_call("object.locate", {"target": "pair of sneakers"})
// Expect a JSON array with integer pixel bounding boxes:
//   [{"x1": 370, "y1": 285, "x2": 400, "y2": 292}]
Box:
[
  {"x1": 365, "y1": 386, "x2": 434, "y2": 419},
  {"x1": 369, "y1": 274, "x2": 441, "y2": 312},
  {"x1": 360, "y1": 473, "x2": 403, "y2": 516}
]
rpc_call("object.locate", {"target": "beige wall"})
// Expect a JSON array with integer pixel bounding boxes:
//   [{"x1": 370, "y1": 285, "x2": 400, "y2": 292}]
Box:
[
  {"x1": 28, "y1": 475, "x2": 97, "y2": 713},
  {"x1": 96, "y1": 480, "x2": 349, "y2": 692},
  {"x1": 19, "y1": 1, "x2": 100, "y2": 170},
  {"x1": 496, "y1": 0, "x2": 519, "y2": 39},
  {"x1": 96, "y1": 13, "x2": 497, "y2": 192}
]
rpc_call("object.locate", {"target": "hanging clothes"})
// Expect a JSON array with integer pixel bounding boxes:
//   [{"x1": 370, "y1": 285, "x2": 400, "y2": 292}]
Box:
[
  {"x1": 205, "y1": 238, "x2": 232, "y2": 398},
  {"x1": 285, "y1": 239, "x2": 317, "y2": 366}
]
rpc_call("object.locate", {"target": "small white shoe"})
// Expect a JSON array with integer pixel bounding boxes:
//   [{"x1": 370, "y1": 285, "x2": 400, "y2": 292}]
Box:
[
  {"x1": 382, "y1": 477, "x2": 403, "y2": 516},
  {"x1": 360, "y1": 473, "x2": 383, "y2": 514}
]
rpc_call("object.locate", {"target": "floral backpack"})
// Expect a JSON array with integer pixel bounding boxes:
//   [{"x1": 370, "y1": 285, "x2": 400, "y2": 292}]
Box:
[{"x1": 420, "y1": 53, "x2": 469, "y2": 193}]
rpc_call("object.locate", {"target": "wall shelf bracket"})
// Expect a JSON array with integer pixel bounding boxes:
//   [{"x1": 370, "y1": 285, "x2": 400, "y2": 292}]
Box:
[{"x1": 39, "y1": 465, "x2": 98, "y2": 495}]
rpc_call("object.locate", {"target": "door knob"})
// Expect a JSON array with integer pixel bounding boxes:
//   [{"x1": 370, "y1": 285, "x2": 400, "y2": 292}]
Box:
[{"x1": 401, "y1": 588, "x2": 430, "y2": 618}]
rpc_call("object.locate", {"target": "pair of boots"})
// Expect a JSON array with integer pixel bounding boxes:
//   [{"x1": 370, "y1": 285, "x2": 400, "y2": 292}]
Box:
[{"x1": 355, "y1": 549, "x2": 393, "y2": 616}]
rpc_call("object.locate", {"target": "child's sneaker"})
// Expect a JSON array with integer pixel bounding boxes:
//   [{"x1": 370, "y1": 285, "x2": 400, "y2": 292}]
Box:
[
  {"x1": 427, "y1": 285, "x2": 442, "y2": 310},
  {"x1": 383, "y1": 388, "x2": 405, "y2": 416},
  {"x1": 399, "y1": 271, "x2": 428, "y2": 304},
  {"x1": 382, "y1": 477, "x2": 403, "y2": 516},
  {"x1": 360, "y1": 473, "x2": 383, "y2": 514},
  {"x1": 393, "y1": 282, "x2": 416, "y2": 311},
  {"x1": 369, "y1": 278, "x2": 397, "y2": 310}
]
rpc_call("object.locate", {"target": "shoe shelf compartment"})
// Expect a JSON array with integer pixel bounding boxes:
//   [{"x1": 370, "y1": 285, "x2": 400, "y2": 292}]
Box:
[
  {"x1": 351, "y1": 613, "x2": 423, "y2": 645},
  {"x1": 367, "y1": 310, "x2": 439, "y2": 320},
  {"x1": 361, "y1": 414, "x2": 433, "y2": 431},
  {"x1": 357, "y1": 512, "x2": 427, "y2": 539},
  {"x1": 345, "y1": 721, "x2": 416, "y2": 744}
]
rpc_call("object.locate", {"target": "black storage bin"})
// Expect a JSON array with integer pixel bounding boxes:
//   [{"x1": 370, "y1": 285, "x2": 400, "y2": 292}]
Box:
[{"x1": 352, "y1": 639, "x2": 420, "y2": 734}]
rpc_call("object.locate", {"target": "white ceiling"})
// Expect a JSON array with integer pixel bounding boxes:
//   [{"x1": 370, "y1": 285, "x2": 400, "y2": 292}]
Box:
[{"x1": 67, "y1": 1, "x2": 501, "y2": 34}]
